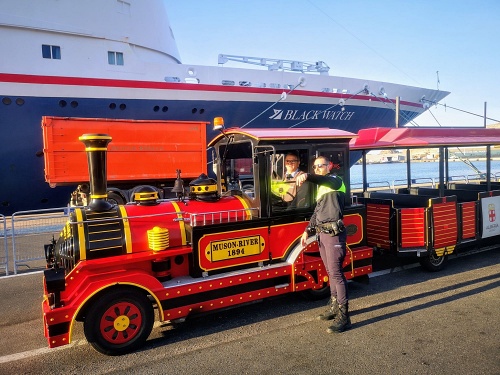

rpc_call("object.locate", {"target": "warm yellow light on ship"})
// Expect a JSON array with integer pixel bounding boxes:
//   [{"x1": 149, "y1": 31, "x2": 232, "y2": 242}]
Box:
[{"x1": 213, "y1": 117, "x2": 224, "y2": 131}]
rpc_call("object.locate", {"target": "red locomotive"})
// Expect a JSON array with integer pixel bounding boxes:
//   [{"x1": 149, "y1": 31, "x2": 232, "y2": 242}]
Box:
[{"x1": 42, "y1": 122, "x2": 373, "y2": 355}]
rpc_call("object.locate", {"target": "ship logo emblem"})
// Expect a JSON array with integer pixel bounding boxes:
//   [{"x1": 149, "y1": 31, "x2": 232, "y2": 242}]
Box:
[
  {"x1": 488, "y1": 203, "x2": 496, "y2": 222},
  {"x1": 269, "y1": 109, "x2": 283, "y2": 120}
]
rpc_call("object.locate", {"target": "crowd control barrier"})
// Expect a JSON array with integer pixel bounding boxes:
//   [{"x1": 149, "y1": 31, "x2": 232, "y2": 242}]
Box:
[
  {"x1": 0, "y1": 214, "x2": 8, "y2": 275},
  {"x1": 11, "y1": 208, "x2": 71, "y2": 274}
]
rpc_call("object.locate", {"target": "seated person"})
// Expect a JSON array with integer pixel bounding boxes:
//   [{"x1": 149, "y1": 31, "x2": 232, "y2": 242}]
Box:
[{"x1": 272, "y1": 152, "x2": 311, "y2": 209}]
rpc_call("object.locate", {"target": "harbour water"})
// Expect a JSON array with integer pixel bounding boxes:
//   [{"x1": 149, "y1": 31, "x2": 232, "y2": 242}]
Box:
[{"x1": 349, "y1": 159, "x2": 500, "y2": 187}]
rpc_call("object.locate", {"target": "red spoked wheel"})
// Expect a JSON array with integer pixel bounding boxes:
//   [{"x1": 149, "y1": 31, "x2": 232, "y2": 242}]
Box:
[{"x1": 84, "y1": 289, "x2": 154, "y2": 355}]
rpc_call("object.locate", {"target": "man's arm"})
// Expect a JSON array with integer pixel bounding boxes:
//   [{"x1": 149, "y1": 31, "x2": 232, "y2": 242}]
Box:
[{"x1": 304, "y1": 173, "x2": 343, "y2": 190}]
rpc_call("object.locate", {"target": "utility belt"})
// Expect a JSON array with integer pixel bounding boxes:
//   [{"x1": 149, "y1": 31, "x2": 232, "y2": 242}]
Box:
[{"x1": 316, "y1": 219, "x2": 345, "y2": 237}]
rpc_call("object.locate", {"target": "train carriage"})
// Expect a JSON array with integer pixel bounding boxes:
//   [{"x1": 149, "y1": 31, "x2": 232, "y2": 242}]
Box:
[{"x1": 350, "y1": 127, "x2": 500, "y2": 271}]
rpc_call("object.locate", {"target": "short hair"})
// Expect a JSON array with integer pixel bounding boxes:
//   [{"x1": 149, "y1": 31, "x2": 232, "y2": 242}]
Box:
[{"x1": 315, "y1": 155, "x2": 330, "y2": 163}]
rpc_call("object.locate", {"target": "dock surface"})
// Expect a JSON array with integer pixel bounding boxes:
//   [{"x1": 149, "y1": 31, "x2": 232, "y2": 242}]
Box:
[{"x1": 0, "y1": 248, "x2": 498, "y2": 374}]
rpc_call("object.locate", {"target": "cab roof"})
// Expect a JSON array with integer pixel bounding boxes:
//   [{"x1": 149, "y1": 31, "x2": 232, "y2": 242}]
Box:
[
  {"x1": 350, "y1": 127, "x2": 500, "y2": 150},
  {"x1": 208, "y1": 127, "x2": 357, "y2": 147}
]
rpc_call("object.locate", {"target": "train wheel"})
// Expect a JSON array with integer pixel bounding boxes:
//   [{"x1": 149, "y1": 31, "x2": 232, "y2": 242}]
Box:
[
  {"x1": 419, "y1": 251, "x2": 448, "y2": 272},
  {"x1": 84, "y1": 289, "x2": 154, "y2": 355},
  {"x1": 107, "y1": 191, "x2": 125, "y2": 205}
]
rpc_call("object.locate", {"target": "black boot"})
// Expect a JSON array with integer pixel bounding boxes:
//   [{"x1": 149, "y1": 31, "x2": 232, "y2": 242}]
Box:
[
  {"x1": 317, "y1": 297, "x2": 339, "y2": 321},
  {"x1": 326, "y1": 303, "x2": 351, "y2": 333}
]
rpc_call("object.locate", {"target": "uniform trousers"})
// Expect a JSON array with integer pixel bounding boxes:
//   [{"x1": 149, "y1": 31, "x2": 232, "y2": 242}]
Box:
[{"x1": 318, "y1": 231, "x2": 348, "y2": 305}]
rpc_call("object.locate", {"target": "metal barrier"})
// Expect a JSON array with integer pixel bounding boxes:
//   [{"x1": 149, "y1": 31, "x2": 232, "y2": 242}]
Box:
[
  {"x1": 11, "y1": 207, "x2": 70, "y2": 274},
  {"x1": 0, "y1": 214, "x2": 8, "y2": 276}
]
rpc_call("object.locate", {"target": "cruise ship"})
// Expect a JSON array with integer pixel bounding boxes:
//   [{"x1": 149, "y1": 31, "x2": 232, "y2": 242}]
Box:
[{"x1": 0, "y1": 0, "x2": 449, "y2": 214}]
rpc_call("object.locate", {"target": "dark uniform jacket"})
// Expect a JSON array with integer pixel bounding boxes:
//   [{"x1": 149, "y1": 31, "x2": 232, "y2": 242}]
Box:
[{"x1": 306, "y1": 173, "x2": 345, "y2": 230}]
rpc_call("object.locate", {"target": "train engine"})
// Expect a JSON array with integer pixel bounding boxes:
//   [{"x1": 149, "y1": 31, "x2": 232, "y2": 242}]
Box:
[{"x1": 42, "y1": 124, "x2": 373, "y2": 355}]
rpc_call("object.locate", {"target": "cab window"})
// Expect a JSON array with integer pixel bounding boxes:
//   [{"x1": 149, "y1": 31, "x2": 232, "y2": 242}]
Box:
[{"x1": 271, "y1": 149, "x2": 312, "y2": 212}]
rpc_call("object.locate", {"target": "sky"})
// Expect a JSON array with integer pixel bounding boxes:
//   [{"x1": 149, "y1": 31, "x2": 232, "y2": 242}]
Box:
[{"x1": 165, "y1": 0, "x2": 500, "y2": 127}]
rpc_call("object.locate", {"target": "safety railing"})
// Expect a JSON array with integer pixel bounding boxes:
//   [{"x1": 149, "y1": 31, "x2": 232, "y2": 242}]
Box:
[
  {"x1": 393, "y1": 177, "x2": 436, "y2": 189},
  {"x1": 0, "y1": 214, "x2": 8, "y2": 276},
  {"x1": 11, "y1": 207, "x2": 71, "y2": 274},
  {"x1": 189, "y1": 208, "x2": 259, "y2": 227},
  {"x1": 352, "y1": 173, "x2": 500, "y2": 194}
]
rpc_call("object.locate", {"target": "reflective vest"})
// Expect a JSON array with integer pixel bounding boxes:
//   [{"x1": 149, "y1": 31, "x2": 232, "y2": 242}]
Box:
[{"x1": 316, "y1": 177, "x2": 346, "y2": 201}]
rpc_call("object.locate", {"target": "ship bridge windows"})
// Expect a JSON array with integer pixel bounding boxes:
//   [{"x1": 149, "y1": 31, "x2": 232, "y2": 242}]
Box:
[
  {"x1": 42, "y1": 45, "x2": 61, "y2": 60},
  {"x1": 108, "y1": 51, "x2": 124, "y2": 66}
]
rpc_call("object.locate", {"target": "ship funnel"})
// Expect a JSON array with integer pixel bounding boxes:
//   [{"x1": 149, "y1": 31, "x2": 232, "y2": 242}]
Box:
[{"x1": 79, "y1": 134, "x2": 113, "y2": 212}]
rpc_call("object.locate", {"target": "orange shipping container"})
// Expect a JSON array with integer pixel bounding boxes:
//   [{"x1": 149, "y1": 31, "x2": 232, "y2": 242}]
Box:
[{"x1": 42, "y1": 117, "x2": 208, "y2": 185}]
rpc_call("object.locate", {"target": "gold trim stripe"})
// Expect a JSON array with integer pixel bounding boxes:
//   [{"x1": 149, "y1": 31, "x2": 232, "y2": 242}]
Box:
[
  {"x1": 119, "y1": 206, "x2": 132, "y2": 254},
  {"x1": 85, "y1": 147, "x2": 108, "y2": 151},
  {"x1": 171, "y1": 202, "x2": 187, "y2": 245},
  {"x1": 75, "y1": 208, "x2": 87, "y2": 261},
  {"x1": 78, "y1": 135, "x2": 112, "y2": 140},
  {"x1": 233, "y1": 195, "x2": 252, "y2": 219}
]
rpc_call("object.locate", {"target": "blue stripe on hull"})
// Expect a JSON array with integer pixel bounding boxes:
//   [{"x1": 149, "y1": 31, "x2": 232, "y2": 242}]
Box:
[{"x1": 0, "y1": 95, "x2": 419, "y2": 214}]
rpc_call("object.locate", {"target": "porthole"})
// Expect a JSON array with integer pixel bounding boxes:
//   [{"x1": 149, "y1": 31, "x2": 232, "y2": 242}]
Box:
[
  {"x1": 199, "y1": 108, "x2": 205, "y2": 114},
  {"x1": 2, "y1": 97, "x2": 12, "y2": 105},
  {"x1": 174, "y1": 255, "x2": 184, "y2": 265},
  {"x1": 153, "y1": 105, "x2": 160, "y2": 112},
  {"x1": 15, "y1": 98, "x2": 25, "y2": 106},
  {"x1": 191, "y1": 108, "x2": 197, "y2": 114},
  {"x1": 119, "y1": 103, "x2": 126, "y2": 110},
  {"x1": 162, "y1": 106, "x2": 168, "y2": 112},
  {"x1": 70, "y1": 101, "x2": 78, "y2": 108},
  {"x1": 109, "y1": 103, "x2": 116, "y2": 109},
  {"x1": 59, "y1": 100, "x2": 67, "y2": 107}
]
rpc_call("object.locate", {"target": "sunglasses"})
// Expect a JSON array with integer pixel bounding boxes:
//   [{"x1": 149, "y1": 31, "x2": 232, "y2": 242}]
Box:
[
  {"x1": 285, "y1": 160, "x2": 298, "y2": 163},
  {"x1": 313, "y1": 163, "x2": 328, "y2": 169}
]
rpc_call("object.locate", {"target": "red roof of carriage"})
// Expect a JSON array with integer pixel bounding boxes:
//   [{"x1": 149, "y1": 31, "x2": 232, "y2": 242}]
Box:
[
  {"x1": 350, "y1": 127, "x2": 500, "y2": 150},
  {"x1": 208, "y1": 127, "x2": 357, "y2": 146}
]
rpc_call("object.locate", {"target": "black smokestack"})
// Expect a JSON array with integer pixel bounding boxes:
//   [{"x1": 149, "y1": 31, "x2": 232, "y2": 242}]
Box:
[{"x1": 79, "y1": 134, "x2": 113, "y2": 211}]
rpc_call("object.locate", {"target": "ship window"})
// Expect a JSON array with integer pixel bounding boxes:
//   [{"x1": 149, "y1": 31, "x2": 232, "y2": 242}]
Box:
[
  {"x1": 269, "y1": 83, "x2": 280, "y2": 89},
  {"x1": 222, "y1": 80, "x2": 235, "y2": 86},
  {"x1": 184, "y1": 77, "x2": 199, "y2": 84},
  {"x1": 165, "y1": 76, "x2": 181, "y2": 83},
  {"x1": 42, "y1": 45, "x2": 61, "y2": 59},
  {"x1": 108, "y1": 51, "x2": 124, "y2": 65}
]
